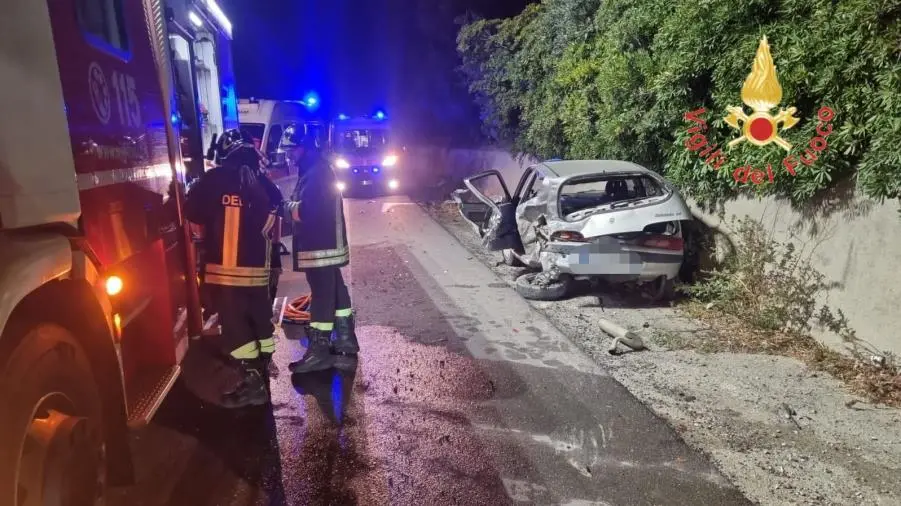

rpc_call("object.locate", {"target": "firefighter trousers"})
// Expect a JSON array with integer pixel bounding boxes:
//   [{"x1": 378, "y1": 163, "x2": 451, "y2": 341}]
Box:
[
  {"x1": 305, "y1": 267, "x2": 352, "y2": 331},
  {"x1": 208, "y1": 285, "x2": 276, "y2": 359}
]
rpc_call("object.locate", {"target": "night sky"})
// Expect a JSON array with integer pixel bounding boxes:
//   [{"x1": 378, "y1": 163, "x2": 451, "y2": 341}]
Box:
[{"x1": 220, "y1": 0, "x2": 533, "y2": 141}]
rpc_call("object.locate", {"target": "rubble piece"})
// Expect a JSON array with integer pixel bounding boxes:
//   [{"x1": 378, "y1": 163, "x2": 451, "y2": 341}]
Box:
[{"x1": 597, "y1": 317, "x2": 645, "y2": 354}]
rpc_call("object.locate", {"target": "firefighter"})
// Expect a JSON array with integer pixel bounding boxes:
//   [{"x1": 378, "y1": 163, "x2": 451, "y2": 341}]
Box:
[
  {"x1": 284, "y1": 135, "x2": 358, "y2": 374},
  {"x1": 185, "y1": 129, "x2": 282, "y2": 408}
]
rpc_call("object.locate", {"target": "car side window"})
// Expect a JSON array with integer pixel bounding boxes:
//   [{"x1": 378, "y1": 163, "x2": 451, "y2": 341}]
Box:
[
  {"x1": 517, "y1": 170, "x2": 538, "y2": 201},
  {"x1": 521, "y1": 173, "x2": 544, "y2": 202},
  {"x1": 266, "y1": 124, "x2": 283, "y2": 155},
  {"x1": 527, "y1": 175, "x2": 545, "y2": 200}
]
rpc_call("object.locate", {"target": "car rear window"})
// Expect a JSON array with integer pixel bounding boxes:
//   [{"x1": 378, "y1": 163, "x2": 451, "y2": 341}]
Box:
[{"x1": 559, "y1": 174, "x2": 666, "y2": 217}]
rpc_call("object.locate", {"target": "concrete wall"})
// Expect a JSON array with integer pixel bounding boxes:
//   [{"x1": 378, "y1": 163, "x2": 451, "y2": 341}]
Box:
[
  {"x1": 406, "y1": 146, "x2": 901, "y2": 357},
  {"x1": 691, "y1": 192, "x2": 901, "y2": 357}
]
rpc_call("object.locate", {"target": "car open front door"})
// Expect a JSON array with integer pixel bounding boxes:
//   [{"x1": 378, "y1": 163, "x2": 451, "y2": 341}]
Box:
[{"x1": 450, "y1": 170, "x2": 521, "y2": 251}]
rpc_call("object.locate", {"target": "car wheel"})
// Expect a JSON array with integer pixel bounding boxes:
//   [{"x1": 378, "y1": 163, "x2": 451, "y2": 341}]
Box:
[
  {"x1": 0, "y1": 323, "x2": 107, "y2": 506},
  {"x1": 501, "y1": 249, "x2": 524, "y2": 267},
  {"x1": 648, "y1": 276, "x2": 676, "y2": 302},
  {"x1": 514, "y1": 272, "x2": 572, "y2": 301}
]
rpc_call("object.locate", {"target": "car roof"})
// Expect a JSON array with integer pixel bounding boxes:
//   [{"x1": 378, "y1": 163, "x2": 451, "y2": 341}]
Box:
[{"x1": 537, "y1": 160, "x2": 653, "y2": 178}]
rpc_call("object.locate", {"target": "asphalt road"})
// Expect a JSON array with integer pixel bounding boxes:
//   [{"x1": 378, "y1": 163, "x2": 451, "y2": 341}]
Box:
[{"x1": 110, "y1": 193, "x2": 751, "y2": 506}]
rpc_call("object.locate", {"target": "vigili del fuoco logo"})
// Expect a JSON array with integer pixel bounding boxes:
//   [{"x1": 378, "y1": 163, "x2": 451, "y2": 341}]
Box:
[{"x1": 681, "y1": 36, "x2": 836, "y2": 185}]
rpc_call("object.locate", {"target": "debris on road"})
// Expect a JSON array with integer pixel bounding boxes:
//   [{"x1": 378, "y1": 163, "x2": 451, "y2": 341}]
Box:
[{"x1": 596, "y1": 317, "x2": 645, "y2": 354}]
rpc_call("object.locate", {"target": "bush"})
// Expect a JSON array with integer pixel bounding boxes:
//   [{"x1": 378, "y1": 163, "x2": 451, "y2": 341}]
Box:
[
  {"x1": 457, "y1": 0, "x2": 901, "y2": 212},
  {"x1": 682, "y1": 217, "x2": 842, "y2": 335}
]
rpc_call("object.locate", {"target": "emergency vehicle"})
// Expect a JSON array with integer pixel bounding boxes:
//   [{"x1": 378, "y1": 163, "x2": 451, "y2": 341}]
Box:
[
  {"x1": 0, "y1": 0, "x2": 238, "y2": 502},
  {"x1": 328, "y1": 113, "x2": 403, "y2": 194},
  {"x1": 238, "y1": 98, "x2": 312, "y2": 175}
]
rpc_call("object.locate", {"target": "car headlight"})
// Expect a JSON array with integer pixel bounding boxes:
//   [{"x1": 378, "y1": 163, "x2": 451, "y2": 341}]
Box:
[
  {"x1": 334, "y1": 158, "x2": 350, "y2": 169},
  {"x1": 382, "y1": 154, "x2": 398, "y2": 167}
]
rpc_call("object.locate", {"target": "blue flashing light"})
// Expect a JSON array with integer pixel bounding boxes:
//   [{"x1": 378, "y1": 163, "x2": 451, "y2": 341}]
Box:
[
  {"x1": 372, "y1": 167, "x2": 380, "y2": 173},
  {"x1": 374, "y1": 110, "x2": 385, "y2": 120},
  {"x1": 302, "y1": 91, "x2": 320, "y2": 111},
  {"x1": 338, "y1": 114, "x2": 349, "y2": 120},
  {"x1": 170, "y1": 112, "x2": 180, "y2": 126}
]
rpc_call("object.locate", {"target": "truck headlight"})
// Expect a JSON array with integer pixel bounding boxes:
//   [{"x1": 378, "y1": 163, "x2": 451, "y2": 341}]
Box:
[
  {"x1": 335, "y1": 158, "x2": 350, "y2": 169},
  {"x1": 382, "y1": 154, "x2": 398, "y2": 167}
]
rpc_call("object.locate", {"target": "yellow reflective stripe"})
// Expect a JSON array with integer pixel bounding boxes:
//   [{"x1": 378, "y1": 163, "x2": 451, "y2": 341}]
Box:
[
  {"x1": 297, "y1": 246, "x2": 348, "y2": 260},
  {"x1": 296, "y1": 255, "x2": 348, "y2": 269},
  {"x1": 259, "y1": 337, "x2": 275, "y2": 354},
  {"x1": 222, "y1": 205, "x2": 241, "y2": 267},
  {"x1": 205, "y1": 273, "x2": 269, "y2": 287},
  {"x1": 230, "y1": 341, "x2": 260, "y2": 360},
  {"x1": 206, "y1": 264, "x2": 271, "y2": 277},
  {"x1": 335, "y1": 308, "x2": 352, "y2": 317},
  {"x1": 310, "y1": 321, "x2": 334, "y2": 331}
]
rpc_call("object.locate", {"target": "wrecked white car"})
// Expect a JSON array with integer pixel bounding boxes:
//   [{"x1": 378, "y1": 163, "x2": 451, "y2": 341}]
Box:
[{"x1": 451, "y1": 160, "x2": 691, "y2": 301}]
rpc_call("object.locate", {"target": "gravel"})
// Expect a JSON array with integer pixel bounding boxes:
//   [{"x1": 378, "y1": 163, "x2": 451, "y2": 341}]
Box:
[{"x1": 424, "y1": 201, "x2": 901, "y2": 506}]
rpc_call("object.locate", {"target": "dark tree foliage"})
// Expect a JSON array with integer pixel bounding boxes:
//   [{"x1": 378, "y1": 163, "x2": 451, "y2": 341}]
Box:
[{"x1": 458, "y1": 0, "x2": 901, "y2": 211}]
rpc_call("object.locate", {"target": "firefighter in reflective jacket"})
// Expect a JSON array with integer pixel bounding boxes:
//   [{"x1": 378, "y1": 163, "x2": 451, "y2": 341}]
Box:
[
  {"x1": 284, "y1": 135, "x2": 358, "y2": 374},
  {"x1": 185, "y1": 129, "x2": 281, "y2": 408}
]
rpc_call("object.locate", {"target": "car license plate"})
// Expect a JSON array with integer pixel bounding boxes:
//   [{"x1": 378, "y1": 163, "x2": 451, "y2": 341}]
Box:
[{"x1": 362, "y1": 180, "x2": 372, "y2": 186}]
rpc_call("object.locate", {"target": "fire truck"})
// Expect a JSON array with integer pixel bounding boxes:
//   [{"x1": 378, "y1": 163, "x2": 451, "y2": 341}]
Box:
[{"x1": 1, "y1": 0, "x2": 237, "y2": 502}]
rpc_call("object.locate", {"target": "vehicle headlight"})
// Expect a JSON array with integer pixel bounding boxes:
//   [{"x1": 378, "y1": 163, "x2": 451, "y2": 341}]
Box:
[
  {"x1": 382, "y1": 154, "x2": 398, "y2": 167},
  {"x1": 334, "y1": 158, "x2": 350, "y2": 169}
]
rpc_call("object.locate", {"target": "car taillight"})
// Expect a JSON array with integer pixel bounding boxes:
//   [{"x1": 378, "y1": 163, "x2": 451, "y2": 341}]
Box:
[
  {"x1": 551, "y1": 231, "x2": 588, "y2": 242},
  {"x1": 638, "y1": 235, "x2": 684, "y2": 251}
]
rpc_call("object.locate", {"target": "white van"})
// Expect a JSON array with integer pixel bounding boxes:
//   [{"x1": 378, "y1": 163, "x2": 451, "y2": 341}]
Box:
[{"x1": 238, "y1": 98, "x2": 309, "y2": 173}]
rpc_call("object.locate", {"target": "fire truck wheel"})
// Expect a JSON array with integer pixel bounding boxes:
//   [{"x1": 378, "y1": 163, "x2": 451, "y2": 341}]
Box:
[{"x1": 0, "y1": 323, "x2": 107, "y2": 506}]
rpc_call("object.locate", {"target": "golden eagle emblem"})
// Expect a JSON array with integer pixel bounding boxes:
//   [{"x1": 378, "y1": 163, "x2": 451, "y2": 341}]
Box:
[{"x1": 724, "y1": 36, "x2": 800, "y2": 151}]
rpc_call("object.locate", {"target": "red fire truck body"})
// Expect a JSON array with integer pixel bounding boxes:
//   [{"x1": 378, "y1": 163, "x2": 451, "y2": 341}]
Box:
[{"x1": 0, "y1": 0, "x2": 234, "y2": 502}]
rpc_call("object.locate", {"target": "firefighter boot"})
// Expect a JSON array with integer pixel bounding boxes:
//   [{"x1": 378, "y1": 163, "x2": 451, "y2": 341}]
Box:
[
  {"x1": 221, "y1": 362, "x2": 269, "y2": 408},
  {"x1": 289, "y1": 329, "x2": 336, "y2": 374},
  {"x1": 256, "y1": 353, "x2": 274, "y2": 393},
  {"x1": 332, "y1": 313, "x2": 360, "y2": 356}
]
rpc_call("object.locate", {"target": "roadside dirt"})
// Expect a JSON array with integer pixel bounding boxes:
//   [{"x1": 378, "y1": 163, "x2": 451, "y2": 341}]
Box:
[{"x1": 423, "y1": 201, "x2": 901, "y2": 506}]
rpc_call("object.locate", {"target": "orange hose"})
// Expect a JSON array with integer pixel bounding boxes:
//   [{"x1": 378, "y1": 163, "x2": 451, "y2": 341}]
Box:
[{"x1": 282, "y1": 294, "x2": 312, "y2": 324}]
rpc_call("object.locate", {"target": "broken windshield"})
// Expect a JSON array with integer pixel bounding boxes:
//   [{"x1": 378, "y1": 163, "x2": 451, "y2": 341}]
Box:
[{"x1": 559, "y1": 173, "x2": 667, "y2": 219}]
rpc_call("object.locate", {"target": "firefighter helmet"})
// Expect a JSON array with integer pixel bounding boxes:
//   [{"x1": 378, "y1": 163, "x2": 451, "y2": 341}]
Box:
[{"x1": 212, "y1": 129, "x2": 255, "y2": 165}]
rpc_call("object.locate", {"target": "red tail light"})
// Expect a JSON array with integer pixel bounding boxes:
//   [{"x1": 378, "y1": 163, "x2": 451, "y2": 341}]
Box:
[
  {"x1": 638, "y1": 235, "x2": 684, "y2": 251},
  {"x1": 551, "y1": 231, "x2": 588, "y2": 242}
]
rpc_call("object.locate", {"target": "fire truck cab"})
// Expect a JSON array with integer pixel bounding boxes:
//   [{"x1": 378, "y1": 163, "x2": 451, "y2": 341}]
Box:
[{"x1": 0, "y1": 0, "x2": 236, "y2": 502}]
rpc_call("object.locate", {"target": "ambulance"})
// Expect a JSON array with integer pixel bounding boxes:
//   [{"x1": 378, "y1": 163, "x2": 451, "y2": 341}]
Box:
[
  {"x1": 238, "y1": 98, "x2": 311, "y2": 175},
  {"x1": 0, "y1": 0, "x2": 241, "y2": 502}
]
